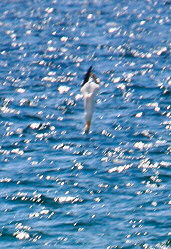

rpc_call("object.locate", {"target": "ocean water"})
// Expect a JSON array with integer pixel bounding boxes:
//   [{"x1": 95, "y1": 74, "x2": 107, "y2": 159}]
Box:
[{"x1": 0, "y1": 0, "x2": 171, "y2": 248}]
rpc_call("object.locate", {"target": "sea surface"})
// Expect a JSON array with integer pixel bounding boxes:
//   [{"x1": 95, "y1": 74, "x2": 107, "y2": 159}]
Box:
[{"x1": 0, "y1": 0, "x2": 171, "y2": 248}]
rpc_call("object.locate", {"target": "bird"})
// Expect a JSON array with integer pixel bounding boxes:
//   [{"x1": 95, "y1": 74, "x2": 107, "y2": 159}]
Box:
[{"x1": 81, "y1": 66, "x2": 100, "y2": 133}]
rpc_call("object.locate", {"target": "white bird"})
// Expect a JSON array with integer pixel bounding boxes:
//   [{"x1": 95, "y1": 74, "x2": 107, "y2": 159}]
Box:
[{"x1": 81, "y1": 66, "x2": 100, "y2": 133}]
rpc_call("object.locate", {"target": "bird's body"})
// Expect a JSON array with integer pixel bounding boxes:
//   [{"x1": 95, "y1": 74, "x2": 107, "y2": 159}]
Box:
[{"x1": 81, "y1": 67, "x2": 100, "y2": 133}]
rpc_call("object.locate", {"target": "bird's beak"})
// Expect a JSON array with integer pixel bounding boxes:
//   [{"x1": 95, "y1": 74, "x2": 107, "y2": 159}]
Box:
[{"x1": 85, "y1": 120, "x2": 91, "y2": 133}]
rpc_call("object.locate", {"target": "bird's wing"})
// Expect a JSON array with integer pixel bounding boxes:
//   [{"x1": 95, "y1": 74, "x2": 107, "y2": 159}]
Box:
[{"x1": 81, "y1": 66, "x2": 93, "y2": 87}]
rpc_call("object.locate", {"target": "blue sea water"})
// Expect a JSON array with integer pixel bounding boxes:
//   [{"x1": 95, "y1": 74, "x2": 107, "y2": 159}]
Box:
[{"x1": 0, "y1": 0, "x2": 171, "y2": 248}]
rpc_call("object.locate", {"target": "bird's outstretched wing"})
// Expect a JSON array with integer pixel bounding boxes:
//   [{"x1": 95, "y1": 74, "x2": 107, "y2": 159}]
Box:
[{"x1": 81, "y1": 66, "x2": 93, "y2": 87}]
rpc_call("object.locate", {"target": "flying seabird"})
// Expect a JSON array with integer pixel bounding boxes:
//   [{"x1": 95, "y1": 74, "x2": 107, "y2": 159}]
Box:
[{"x1": 81, "y1": 66, "x2": 100, "y2": 133}]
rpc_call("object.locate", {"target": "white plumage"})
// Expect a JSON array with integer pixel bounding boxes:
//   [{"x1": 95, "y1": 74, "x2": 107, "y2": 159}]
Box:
[{"x1": 81, "y1": 66, "x2": 100, "y2": 133}]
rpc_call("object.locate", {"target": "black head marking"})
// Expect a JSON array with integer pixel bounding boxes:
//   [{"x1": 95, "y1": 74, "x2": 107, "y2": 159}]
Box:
[{"x1": 81, "y1": 66, "x2": 93, "y2": 87}]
